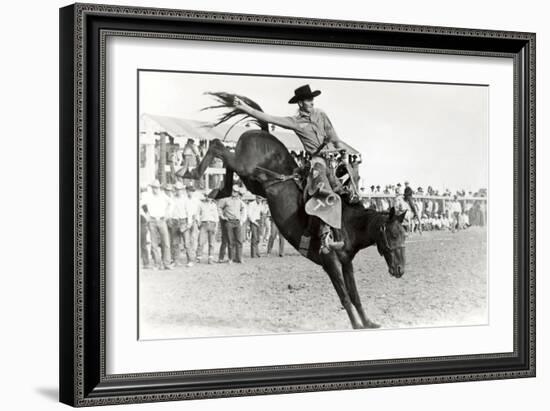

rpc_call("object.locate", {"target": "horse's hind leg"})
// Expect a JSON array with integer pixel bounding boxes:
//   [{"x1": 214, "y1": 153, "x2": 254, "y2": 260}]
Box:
[
  {"x1": 321, "y1": 254, "x2": 362, "y2": 329},
  {"x1": 214, "y1": 167, "x2": 234, "y2": 198},
  {"x1": 342, "y1": 260, "x2": 380, "y2": 329}
]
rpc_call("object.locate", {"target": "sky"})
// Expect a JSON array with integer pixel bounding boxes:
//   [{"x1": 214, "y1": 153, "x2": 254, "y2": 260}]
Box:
[{"x1": 139, "y1": 70, "x2": 488, "y2": 192}]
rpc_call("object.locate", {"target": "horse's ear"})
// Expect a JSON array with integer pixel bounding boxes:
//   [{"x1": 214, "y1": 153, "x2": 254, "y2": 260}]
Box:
[
  {"x1": 388, "y1": 206, "x2": 395, "y2": 221},
  {"x1": 397, "y1": 210, "x2": 407, "y2": 223}
]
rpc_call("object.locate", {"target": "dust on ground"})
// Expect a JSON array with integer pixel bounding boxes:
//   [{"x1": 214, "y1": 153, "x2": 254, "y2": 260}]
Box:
[{"x1": 139, "y1": 227, "x2": 487, "y2": 339}]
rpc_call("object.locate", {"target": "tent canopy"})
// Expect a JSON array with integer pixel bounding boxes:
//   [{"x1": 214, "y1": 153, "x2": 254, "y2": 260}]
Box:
[{"x1": 141, "y1": 113, "x2": 359, "y2": 154}]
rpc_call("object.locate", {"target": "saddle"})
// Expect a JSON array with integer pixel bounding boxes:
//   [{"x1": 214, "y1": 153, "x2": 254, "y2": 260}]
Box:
[
  {"x1": 303, "y1": 161, "x2": 343, "y2": 229},
  {"x1": 300, "y1": 151, "x2": 360, "y2": 230}
]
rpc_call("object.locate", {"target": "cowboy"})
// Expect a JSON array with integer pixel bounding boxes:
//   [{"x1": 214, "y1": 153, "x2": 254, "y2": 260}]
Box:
[{"x1": 233, "y1": 84, "x2": 350, "y2": 253}]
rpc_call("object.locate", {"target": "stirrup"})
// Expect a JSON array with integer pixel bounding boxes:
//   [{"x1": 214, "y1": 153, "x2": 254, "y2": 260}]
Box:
[
  {"x1": 329, "y1": 240, "x2": 345, "y2": 250},
  {"x1": 321, "y1": 231, "x2": 344, "y2": 252}
]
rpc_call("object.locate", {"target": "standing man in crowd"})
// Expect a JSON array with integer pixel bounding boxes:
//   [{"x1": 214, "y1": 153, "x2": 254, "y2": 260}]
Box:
[
  {"x1": 141, "y1": 180, "x2": 172, "y2": 270},
  {"x1": 171, "y1": 181, "x2": 193, "y2": 267},
  {"x1": 217, "y1": 200, "x2": 231, "y2": 263},
  {"x1": 162, "y1": 184, "x2": 175, "y2": 258},
  {"x1": 450, "y1": 195, "x2": 462, "y2": 233},
  {"x1": 479, "y1": 200, "x2": 487, "y2": 226},
  {"x1": 185, "y1": 184, "x2": 200, "y2": 266},
  {"x1": 240, "y1": 192, "x2": 249, "y2": 244},
  {"x1": 247, "y1": 195, "x2": 263, "y2": 258},
  {"x1": 260, "y1": 199, "x2": 270, "y2": 244},
  {"x1": 374, "y1": 185, "x2": 382, "y2": 210},
  {"x1": 425, "y1": 197, "x2": 434, "y2": 218},
  {"x1": 266, "y1": 207, "x2": 285, "y2": 257},
  {"x1": 218, "y1": 185, "x2": 247, "y2": 263},
  {"x1": 196, "y1": 192, "x2": 219, "y2": 264},
  {"x1": 380, "y1": 195, "x2": 389, "y2": 212},
  {"x1": 139, "y1": 187, "x2": 151, "y2": 269},
  {"x1": 258, "y1": 199, "x2": 268, "y2": 244},
  {"x1": 404, "y1": 181, "x2": 422, "y2": 234}
]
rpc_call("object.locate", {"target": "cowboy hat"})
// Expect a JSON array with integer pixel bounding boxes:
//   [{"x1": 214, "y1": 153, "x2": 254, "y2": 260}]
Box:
[
  {"x1": 150, "y1": 179, "x2": 161, "y2": 188},
  {"x1": 288, "y1": 84, "x2": 321, "y2": 104}
]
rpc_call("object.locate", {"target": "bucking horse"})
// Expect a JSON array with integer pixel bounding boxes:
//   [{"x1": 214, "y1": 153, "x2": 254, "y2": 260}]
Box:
[{"x1": 187, "y1": 92, "x2": 407, "y2": 329}]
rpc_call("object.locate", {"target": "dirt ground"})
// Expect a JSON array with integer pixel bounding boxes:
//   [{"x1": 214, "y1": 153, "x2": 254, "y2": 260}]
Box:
[{"x1": 139, "y1": 227, "x2": 487, "y2": 339}]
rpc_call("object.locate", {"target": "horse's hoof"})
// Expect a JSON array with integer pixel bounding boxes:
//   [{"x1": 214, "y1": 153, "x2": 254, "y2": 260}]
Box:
[{"x1": 364, "y1": 320, "x2": 381, "y2": 329}]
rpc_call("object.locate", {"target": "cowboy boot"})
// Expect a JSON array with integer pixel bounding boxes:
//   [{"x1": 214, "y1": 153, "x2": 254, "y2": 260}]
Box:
[
  {"x1": 327, "y1": 228, "x2": 345, "y2": 250},
  {"x1": 320, "y1": 224, "x2": 344, "y2": 252},
  {"x1": 319, "y1": 223, "x2": 331, "y2": 254},
  {"x1": 320, "y1": 231, "x2": 344, "y2": 252}
]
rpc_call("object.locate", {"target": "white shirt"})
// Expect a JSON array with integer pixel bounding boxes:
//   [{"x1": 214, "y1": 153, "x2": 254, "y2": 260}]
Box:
[
  {"x1": 241, "y1": 202, "x2": 248, "y2": 223},
  {"x1": 247, "y1": 201, "x2": 263, "y2": 224},
  {"x1": 165, "y1": 195, "x2": 175, "y2": 218},
  {"x1": 186, "y1": 194, "x2": 201, "y2": 223},
  {"x1": 171, "y1": 194, "x2": 189, "y2": 219},
  {"x1": 142, "y1": 191, "x2": 170, "y2": 219},
  {"x1": 199, "y1": 201, "x2": 219, "y2": 222},
  {"x1": 451, "y1": 201, "x2": 462, "y2": 214}
]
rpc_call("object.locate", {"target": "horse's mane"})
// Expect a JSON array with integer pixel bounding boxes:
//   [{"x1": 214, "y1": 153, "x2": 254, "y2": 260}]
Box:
[
  {"x1": 351, "y1": 203, "x2": 383, "y2": 215},
  {"x1": 344, "y1": 203, "x2": 389, "y2": 231},
  {"x1": 201, "y1": 92, "x2": 269, "y2": 133}
]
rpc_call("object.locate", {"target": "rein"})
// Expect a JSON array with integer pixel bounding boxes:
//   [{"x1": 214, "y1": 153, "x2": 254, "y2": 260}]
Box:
[
  {"x1": 255, "y1": 166, "x2": 299, "y2": 188},
  {"x1": 374, "y1": 216, "x2": 402, "y2": 256},
  {"x1": 377, "y1": 225, "x2": 393, "y2": 255}
]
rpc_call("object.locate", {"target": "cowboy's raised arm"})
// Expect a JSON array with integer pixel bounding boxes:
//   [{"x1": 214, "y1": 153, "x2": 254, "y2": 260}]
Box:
[
  {"x1": 233, "y1": 97, "x2": 299, "y2": 131},
  {"x1": 319, "y1": 109, "x2": 344, "y2": 149}
]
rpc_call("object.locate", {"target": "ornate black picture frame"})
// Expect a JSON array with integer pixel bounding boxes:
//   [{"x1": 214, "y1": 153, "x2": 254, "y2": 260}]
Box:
[{"x1": 59, "y1": 3, "x2": 535, "y2": 407}]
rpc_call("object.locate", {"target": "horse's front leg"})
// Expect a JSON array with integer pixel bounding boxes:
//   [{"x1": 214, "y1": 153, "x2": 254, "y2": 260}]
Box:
[
  {"x1": 341, "y1": 260, "x2": 380, "y2": 329},
  {"x1": 321, "y1": 254, "x2": 362, "y2": 329}
]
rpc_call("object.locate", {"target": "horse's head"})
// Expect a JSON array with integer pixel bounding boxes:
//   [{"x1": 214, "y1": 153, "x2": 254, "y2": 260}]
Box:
[{"x1": 376, "y1": 207, "x2": 407, "y2": 278}]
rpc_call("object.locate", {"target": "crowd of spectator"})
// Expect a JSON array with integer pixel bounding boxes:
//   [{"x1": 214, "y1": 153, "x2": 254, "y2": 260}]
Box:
[
  {"x1": 142, "y1": 137, "x2": 487, "y2": 269},
  {"x1": 140, "y1": 181, "x2": 285, "y2": 270},
  {"x1": 359, "y1": 182, "x2": 487, "y2": 233}
]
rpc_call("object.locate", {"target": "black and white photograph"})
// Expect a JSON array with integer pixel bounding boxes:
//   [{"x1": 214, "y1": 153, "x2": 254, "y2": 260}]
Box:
[
  {"x1": 52, "y1": 1, "x2": 537, "y2": 408},
  {"x1": 1, "y1": 0, "x2": 545, "y2": 408},
  {"x1": 138, "y1": 70, "x2": 489, "y2": 339}
]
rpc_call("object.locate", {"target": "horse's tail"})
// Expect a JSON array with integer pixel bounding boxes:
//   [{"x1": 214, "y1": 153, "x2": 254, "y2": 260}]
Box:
[{"x1": 201, "y1": 91, "x2": 269, "y2": 133}]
